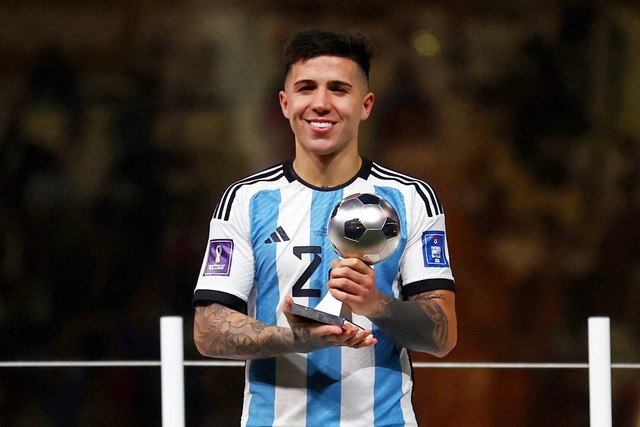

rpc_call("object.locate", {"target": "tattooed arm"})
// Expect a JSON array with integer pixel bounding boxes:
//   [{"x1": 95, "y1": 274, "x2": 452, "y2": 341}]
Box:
[
  {"x1": 367, "y1": 290, "x2": 457, "y2": 357},
  {"x1": 194, "y1": 296, "x2": 376, "y2": 360}
]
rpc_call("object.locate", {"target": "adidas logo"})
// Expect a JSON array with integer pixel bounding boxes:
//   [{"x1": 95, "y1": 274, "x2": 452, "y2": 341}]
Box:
[{"x1": 264, "y1": 226, "x2": 290, "y2": 244}]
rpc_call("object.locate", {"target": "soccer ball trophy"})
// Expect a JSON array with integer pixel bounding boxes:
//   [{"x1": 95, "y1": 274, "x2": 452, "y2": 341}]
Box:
[
  {"x1": 289, "y1": 193, "x2": 401, "y2": 328},
  {"x1": 328, "y1": 193, "x2": 401, "y2": 264}
]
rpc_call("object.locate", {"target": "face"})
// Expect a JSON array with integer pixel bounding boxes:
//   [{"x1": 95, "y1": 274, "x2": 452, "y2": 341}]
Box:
[{"x1": 279, "y1": 55, "x2": 374, "y2": 159}]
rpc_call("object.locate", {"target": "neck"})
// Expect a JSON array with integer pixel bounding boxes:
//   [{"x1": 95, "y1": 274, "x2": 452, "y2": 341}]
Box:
[{"x1": 293, "y1": 152, "x2": 362, "y2": 188}]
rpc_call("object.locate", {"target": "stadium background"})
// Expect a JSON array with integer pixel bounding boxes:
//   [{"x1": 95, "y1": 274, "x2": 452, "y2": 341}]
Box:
[{"x1": 1, "y1": 1, "x2": 639, "y2": 425}]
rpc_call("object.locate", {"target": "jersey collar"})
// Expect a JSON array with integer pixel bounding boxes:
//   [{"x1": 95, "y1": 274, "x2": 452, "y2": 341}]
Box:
[{"x1": 283, "y1": 157, "x2": 373, "y2": 191}]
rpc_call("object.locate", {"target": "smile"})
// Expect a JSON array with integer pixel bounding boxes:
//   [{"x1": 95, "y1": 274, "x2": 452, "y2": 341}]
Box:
[{"x1": 309, "y1": 120, "x2": 334, "y2": 129}]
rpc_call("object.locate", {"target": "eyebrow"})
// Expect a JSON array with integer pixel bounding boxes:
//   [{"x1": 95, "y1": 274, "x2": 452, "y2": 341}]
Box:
[{"x1": 293, "y1": 79, "x2": 353, "y2": 89}]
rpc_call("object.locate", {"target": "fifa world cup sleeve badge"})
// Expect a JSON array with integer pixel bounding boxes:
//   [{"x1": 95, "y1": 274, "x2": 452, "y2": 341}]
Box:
[
  {"x1": 421, "y1": 231, "x2": 449, "y2": 267},
  {"x1": 204, "y1": 239, "x2": 233, "y2": 276}
]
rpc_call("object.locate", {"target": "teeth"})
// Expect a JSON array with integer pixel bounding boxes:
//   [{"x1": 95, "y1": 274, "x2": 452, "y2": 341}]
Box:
[{"x1": 311, "y1": 121, "x2": 332, "y2": 128}]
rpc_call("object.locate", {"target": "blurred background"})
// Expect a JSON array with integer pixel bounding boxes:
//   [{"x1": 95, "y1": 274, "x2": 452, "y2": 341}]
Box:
[{"x1": 1, "y1": 0, "x2": 639, "y2": 426}]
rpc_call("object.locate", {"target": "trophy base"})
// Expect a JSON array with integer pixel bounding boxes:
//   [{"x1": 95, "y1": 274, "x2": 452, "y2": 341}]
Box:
[{"x1": 289, "y1": 303, "x2": 362, "y2": 329}]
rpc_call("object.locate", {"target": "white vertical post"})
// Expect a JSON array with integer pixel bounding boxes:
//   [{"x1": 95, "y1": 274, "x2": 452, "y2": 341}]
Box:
[
  {"x1": 161, "y1": 316, "x2": 185, "y2": 427},
  {"x1": 588, "y1": 317, "x2": 612, "y2": 427}
]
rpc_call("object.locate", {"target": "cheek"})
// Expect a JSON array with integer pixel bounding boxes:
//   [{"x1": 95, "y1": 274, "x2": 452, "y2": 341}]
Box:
[
  {"x1": 339, "y1": 101, "x2": 363, "y2": 119},
  {"x1": 283, "y1": 101, "x2": 304, "y2": 119}
]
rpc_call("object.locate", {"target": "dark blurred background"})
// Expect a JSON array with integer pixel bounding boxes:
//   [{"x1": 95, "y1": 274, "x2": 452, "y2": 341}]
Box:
[{"x1": 1, "y1": 0, "x2": 639, "y2": 426}]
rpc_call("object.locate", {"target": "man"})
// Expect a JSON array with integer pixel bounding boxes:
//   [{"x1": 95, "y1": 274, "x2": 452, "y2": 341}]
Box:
[{"x1": 193, "y1": 29, "x2": 457, "y2": 426}]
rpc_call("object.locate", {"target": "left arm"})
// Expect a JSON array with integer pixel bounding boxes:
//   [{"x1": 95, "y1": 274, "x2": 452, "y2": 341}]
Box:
[
  {"x1": 367, "y1": 289, "x2": 456, "y2": 357},
  {"x1": 327, "y1": 258, "x2": 457, "y2": 357}
]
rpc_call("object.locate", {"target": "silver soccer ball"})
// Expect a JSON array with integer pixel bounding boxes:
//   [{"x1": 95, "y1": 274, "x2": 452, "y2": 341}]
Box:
[{"x1": 328, "y1": 193, "x2": 401, "y2": 264}]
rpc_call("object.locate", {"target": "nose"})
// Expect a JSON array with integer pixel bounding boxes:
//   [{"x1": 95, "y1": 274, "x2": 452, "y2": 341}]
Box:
[{"x1": 311, "y1": 88, "x2": 331, "y2": 113}]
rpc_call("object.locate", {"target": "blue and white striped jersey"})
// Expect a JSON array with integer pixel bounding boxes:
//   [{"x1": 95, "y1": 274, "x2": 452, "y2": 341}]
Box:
[{"x1": 193, "y1": 158, "x2": 455, "y2": 427}]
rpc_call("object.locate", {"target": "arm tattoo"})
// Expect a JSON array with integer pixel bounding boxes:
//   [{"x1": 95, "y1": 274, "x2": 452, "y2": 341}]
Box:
[
  {"x1": 369, "y1": 291, "x2": 449, "y2": 354},
  {"x1": 412, "y1": 292, "x2": 449, "y2": 351},
  {"x1": 194, "y1": 304, "x2": 328, "y2": 359}
]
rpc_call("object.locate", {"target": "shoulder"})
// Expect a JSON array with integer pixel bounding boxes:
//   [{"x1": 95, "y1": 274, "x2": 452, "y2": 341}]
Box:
[
  {"x1": 365, "y1": 159, "x2": 444, "y2": 217},
  {"x1": 213, "y1": 161, "x2": 291, "y2": 221}
]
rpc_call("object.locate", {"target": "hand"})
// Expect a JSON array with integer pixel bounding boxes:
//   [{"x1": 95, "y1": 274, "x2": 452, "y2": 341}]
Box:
[
  {"x1": 330, "y1": 322, "x2": 378, "y2": 349},
  {"x1": 283, "y1": 296, "x2": 377, "y2": 351},
  {"x1": 326, "y1": 258, "x2": 383, "y2": 318}
]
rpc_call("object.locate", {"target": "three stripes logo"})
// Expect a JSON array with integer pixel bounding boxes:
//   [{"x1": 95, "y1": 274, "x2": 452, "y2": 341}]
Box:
[{"x1": 264, "y1": 226, "x2": 290, "y2": 244}]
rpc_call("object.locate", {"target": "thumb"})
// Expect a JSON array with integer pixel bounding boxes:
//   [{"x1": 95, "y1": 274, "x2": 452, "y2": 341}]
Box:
[{"x1": 283, "y1": 295, "x2": 293, "y2": 313}]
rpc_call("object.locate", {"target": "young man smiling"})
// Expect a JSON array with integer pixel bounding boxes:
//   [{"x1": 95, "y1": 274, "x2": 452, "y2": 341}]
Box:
[
  {"x1": 280, "y1": 54, "x2": 374, "y2": 188},
  {"x1": 193, "y1": 29, "x2": 457, "y2": 426}
]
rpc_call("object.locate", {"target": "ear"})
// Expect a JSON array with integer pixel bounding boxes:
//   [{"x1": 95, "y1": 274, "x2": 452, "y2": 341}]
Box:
[
  {"x1": 279, "y1": 90, "x2": 290, "y2": 119},
  {"x1": 360, "y1": 92, "x2": 375, "y2": 120}
]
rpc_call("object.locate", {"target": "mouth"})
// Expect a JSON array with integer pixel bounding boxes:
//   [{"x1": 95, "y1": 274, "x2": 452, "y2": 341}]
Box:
[{"x1": 307, "y1": 120, "x2": 335, "y2": 130}]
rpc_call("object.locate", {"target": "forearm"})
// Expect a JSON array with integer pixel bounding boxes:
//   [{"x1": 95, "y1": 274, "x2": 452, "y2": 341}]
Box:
[
  {"x1": 368, "y1": 291, "x2": 456, "y2": 357},
  {"x1": 194, "y1": 303, "x2": 326, "y2": 359}
]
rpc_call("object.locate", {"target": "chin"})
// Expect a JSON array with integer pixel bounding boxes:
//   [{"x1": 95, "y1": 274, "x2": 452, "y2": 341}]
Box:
[{"x1": 299, "y1": 142, "x2": 340, "y2": 156}]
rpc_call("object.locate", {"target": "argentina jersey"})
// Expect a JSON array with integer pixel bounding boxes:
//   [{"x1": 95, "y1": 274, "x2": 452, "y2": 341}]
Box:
[{"x1": 193, "y1": 158, "x2": 455, "y2": 427}]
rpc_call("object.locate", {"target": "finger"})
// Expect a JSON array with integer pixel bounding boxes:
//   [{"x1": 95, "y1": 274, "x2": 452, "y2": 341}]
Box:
[
  {"x1": 335, "y1": 257, "x2": 372, "y2": 274},
  {"x1": 315, "y1": 324, "x2": 345, "y2": 338},
  {"x1": 328, "y1": 273, "x2": 365, "y2": 296},
  {"x1": 330, "y1": 264, "x2": 372, "y2": 284},
  {"x1": 328, "y1": 287, "x2": 358, "y2": 305},
  {"x1": 324, "y1": 324, "x2": 364, "y2": 345},
  {"x1": 343, "y1": 330, "x2": 376, "y2": 348},
  {"x1": 352, "y1": 335, "x2": 377, "y2": 348}
]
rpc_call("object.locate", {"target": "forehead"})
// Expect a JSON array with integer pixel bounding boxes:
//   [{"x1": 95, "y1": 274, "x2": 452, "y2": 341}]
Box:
[{"x1": 286, "y1": 55, "x2": 365, "y2": 85}]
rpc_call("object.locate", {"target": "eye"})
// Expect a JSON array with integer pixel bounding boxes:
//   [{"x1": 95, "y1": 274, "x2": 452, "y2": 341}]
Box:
[{"x1": 330, "y1": 84, "x2": 350, "y2": 94}]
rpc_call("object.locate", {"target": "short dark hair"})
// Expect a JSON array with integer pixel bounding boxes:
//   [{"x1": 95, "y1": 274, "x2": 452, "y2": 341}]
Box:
[{"x1": 283, "y1": 29, "x2": 374, "y2": 81}]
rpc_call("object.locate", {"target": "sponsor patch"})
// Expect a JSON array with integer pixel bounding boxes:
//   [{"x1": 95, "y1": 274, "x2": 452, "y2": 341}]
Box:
[
  {"x1": 422, "y1": 231, "x2": 449, "y2": 267},
  {"x1": 204, "y1": 239, "x2": 233, "y2": 276}
]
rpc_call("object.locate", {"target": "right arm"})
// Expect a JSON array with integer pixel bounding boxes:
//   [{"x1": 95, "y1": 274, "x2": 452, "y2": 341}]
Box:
[{"x1": 194, "y1": 297, "x2": 376, "y2": 360}]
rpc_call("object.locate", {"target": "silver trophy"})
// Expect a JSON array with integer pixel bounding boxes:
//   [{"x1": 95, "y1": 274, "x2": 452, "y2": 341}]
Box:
[{"x1": 289, "y1": 193, "x2": 400, "y2": 328}]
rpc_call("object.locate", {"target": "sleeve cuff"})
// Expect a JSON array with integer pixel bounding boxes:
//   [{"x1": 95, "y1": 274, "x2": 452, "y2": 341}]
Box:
[
  {"x1": 402, "y1": 278, "x2": 456, "y2": 298},
  {"x1": 192, "y1": 290, "x2": 248, "y2": 314}
]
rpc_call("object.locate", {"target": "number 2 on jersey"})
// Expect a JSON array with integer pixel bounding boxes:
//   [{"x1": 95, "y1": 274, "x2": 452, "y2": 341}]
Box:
[{"x1": 292, "y1": 246, "x2": 322, "y2": 298}]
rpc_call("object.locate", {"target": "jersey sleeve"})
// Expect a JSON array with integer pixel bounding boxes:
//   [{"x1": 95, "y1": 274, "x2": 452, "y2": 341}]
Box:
[
  {"x1": 192, "y1": 190, "x2": 255, "y2": 314},
  {"x1": 399, "y1": 191, "x2": 455, "y2": 298}
]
